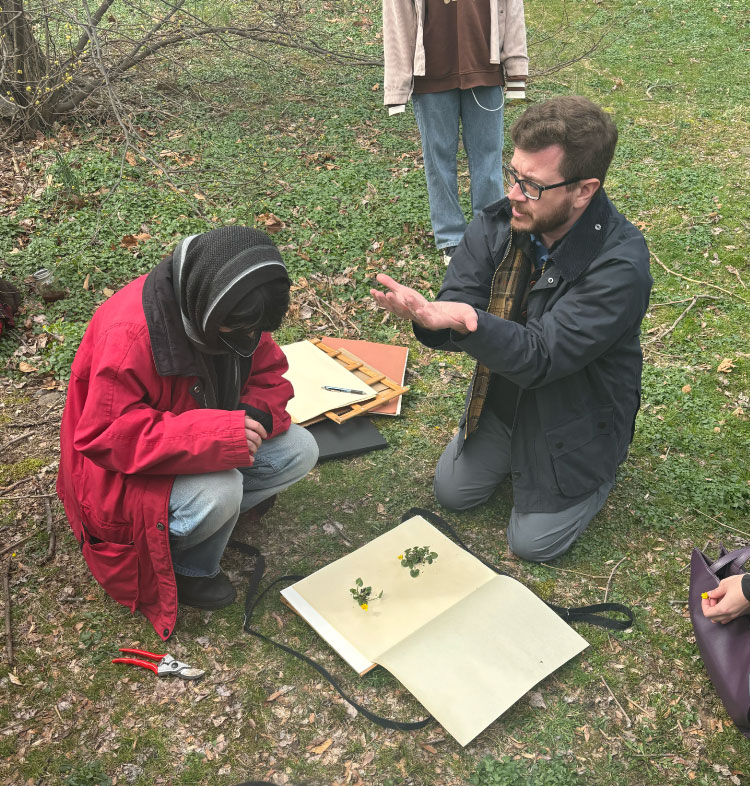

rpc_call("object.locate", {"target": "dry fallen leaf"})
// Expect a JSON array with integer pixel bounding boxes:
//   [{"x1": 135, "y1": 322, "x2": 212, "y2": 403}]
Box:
[
  {"x1": 528, "y1": 690, "x2": 547, "y2": 709},
  {"x1": 265, "y1": 685, "x2": 295, "y2": 702},
  {"x1": 308, "y1": 738, "x2": 332, "y2": 755},
  {"x1": 717, "y1": 358, "x2": 735, "y2": 373},
  {"x1": 681, "y1": 384, "x2": 692, "y2": 394},
  {"x1": 18, "y1": 361, "x2": 38, "y2": 373},
  {"x1": 102, "y1": 288, "x2": 115, "y2": 298},
  {"x1": 83, "y1": 273, "x2": 90, "y2": 291},
  {"x1": 420, "y1": 743, "x2": 437, "y2": 754},
  {"x1": 125, "y1": 151, "x2": 137, "y2": 167},
  {"x1": 8, "y1": 672, "x2": 23, "y2": 686},
  {"x1": 256, "y1": 212, "x2": 285, "y2": 233}
]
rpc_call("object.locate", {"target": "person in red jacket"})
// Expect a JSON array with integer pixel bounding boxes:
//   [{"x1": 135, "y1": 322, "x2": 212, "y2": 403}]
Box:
[{"x1": 57, "y1": 227, "x2": 318, "y2": 640}]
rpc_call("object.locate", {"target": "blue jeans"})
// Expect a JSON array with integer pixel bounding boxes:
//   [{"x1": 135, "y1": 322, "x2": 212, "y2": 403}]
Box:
[
  {"x1": 412, "y1": 86, "x2": 505, "y2": 250},
  {"x1": 168, "y1": 424, "x2": 318, "y2": 577}
]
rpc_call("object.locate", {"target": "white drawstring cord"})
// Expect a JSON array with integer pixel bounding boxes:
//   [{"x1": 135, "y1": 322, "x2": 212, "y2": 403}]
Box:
[{"x1": 471, "y1": 87, "x2": 505, "y2": 112}]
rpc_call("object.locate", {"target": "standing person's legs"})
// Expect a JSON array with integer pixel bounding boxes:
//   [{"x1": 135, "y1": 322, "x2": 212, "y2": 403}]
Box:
[
  {"x1": 507, "y1": 480, "x2": 614, "y2": 563},
  {"x1": 412, "y1": 89, "x2": 466, "y2": 251},
  {"x1": 460, "y1": 86, "x2": 505, "y2": 216},
  {"x1": 434, "y1": 408, "x2": 512, "y2": 511}
]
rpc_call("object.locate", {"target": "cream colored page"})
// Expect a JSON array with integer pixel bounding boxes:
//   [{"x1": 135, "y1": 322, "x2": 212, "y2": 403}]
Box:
[
  {"x1": 291, "y1": 516, "x2": 497, "y2": 663},
  {"x1": 377, "y1": 575, "x2": 589, "y2": 746},
  {"x1": 281, "y1": 341, "x2": 377, "y2": 423}
]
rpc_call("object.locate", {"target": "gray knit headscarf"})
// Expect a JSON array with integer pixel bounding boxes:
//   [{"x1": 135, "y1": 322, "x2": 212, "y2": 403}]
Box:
[
  {"x1": 170, "y1": 226, "x2": 290, "y2": 410},
  {"x1": 171, "y1": 226, "x2": 289, "y2": 355}
]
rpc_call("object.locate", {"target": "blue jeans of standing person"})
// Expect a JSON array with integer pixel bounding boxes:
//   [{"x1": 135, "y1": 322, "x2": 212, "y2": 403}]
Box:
[
  {"x1": 412, "y1": 86, "x2": 505, "y2": 251},
  {"x1": 168, "y1": 424, "x2": 318, "y2": 577}
]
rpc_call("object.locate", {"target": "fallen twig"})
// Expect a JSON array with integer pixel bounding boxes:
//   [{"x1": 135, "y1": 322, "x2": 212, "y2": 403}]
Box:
[
  {"x1": 0, "y1": 431, "x2": 34, "y2": 453},
  {"x1": 603, "y1": 556, "x2": 628, "y2": 603},
  {"x1": 694, "y1": 509, "x2": 750, "y2": 540},
  {"x1": 600, "y1": 676, "x2": 632, "y2": 728},
  {"x1": 2, "y1": 421, "x2": 61, "y2": 428},
  {"x1": 3, "y1": 557, "x2": 13, "y2": 666},
  {"x1": 0, "y1": 493, "x2": 57, "y2": 501},
  {"x1": 626, "y1": 696, "x2": 654, "y2": 718},
  {"x1": 0, "y1": 476, "x2": 35, "y2": 495},
  {"x1": 39, "y1": 497, "x2": 56, "y2": 565},
  {"x1": 650, "y1": 252, "x2": 745, "y2": 301},
  {"x1": 0, "y1": 533, "x2": 35, "y2": 558},
  {"x1": 539, "y1": 563, "x2": 607, "y2": 580},
  {"x1": 643, "y1": 295, "x2": 709, "y2": 345},
  {"x1": 649, "y1": 296, "x2": 717, "y2": 308},
  {"x1": 725, "y1": 265, "x2": 747, "y2": 289}
]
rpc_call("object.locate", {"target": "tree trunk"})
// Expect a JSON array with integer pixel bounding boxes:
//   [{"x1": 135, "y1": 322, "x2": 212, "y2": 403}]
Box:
[{"x1": 1, "y1": 0, "x2": 52, "y2": 128}]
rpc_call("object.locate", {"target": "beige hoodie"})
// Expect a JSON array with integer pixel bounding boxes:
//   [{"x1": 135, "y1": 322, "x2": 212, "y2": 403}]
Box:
[{"x1": 383, "y1": 0, "x2": 528, "y2": 106}]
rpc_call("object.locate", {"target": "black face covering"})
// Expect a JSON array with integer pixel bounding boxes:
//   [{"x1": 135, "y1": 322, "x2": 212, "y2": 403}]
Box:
[
  {"x1": 169, "y1": 226, "x2": 289, "y2": 409},
  {"x1": 218, "y1": 329, "x2": 262, "y2": 358}
]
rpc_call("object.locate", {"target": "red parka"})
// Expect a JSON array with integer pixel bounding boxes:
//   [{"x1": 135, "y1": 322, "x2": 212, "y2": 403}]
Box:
[{"x1": 57, "y1": 271, "x2": 293, "y2": 640}]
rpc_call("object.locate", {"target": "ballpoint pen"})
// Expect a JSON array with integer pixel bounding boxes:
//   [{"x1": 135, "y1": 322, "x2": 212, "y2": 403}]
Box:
[{"x1": 322, "y1": 385, "x2": 366, "y2": 394}]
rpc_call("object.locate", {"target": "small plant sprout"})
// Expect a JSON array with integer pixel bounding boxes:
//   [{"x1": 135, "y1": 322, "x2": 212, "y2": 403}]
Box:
[
  {"x1": 399, "y1": 546, "x2": 438, "y2": 578},
  {"x1": 349, "y1": 578, "x2": 382, "y2": 611}
]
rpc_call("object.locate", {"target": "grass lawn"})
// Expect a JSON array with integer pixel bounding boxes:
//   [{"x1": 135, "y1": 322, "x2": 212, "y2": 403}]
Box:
[{"x1": 0, "y1": 0, "x2": 748, "y2": 783}]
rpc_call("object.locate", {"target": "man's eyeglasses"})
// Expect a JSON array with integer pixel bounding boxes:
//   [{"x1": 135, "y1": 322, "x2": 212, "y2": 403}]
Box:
[{"x1": 502, "y1": 164, "x2": 583, "y2": 201}]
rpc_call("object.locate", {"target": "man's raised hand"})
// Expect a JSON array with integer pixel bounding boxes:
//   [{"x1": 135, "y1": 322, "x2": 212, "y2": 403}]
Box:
[{"x1": 370, "y1": 273, "x2": 478, "y2": 334}]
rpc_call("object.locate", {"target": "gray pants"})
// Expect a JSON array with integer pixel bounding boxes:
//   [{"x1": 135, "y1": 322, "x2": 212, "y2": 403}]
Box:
[{"x1": 434, "y1": 409, "x2": 613, "y2": 562}]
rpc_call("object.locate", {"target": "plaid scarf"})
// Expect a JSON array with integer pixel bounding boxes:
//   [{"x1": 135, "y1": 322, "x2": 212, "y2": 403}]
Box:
[{"x1": 464, "y1": 232, "x2": 532, "y2": 437}]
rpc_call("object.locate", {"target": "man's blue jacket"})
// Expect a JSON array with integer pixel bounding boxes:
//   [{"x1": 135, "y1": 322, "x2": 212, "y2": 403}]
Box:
[{"x1": 415, "y1": 190, "x2": 653, "y2": 513}]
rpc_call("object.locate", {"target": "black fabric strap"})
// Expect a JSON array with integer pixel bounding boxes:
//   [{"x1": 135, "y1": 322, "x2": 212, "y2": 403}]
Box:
[
  {"x1": 400, "y1": 508, "x2": 634, "y2": 632},
  {"x1": 229, "y1": 538, "x2": 431, "y2": 731}
]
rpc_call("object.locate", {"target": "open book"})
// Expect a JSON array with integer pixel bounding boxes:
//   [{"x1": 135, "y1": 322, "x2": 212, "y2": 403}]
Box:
[{"x1": 281, "y1": 515, "x2": 588, "y2": 746}]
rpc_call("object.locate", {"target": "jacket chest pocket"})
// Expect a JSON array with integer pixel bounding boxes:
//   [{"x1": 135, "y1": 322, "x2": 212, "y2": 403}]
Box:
[{"x1": 545, "y1": 406, "x2": 616, "y2": 497}]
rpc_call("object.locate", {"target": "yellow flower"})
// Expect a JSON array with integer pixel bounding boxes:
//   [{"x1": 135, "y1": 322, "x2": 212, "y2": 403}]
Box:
[
  {"x1": 397, "y1": 554, "x2": 403, "y2": 560},
  {"x1": 360, "y1": 603, "x2": 368, "y2": 611}
]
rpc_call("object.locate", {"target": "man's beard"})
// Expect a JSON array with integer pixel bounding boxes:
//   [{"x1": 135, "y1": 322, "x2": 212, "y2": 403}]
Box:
[{"x1": 510, "y1": 195, "x2": 575, "y2": 236}]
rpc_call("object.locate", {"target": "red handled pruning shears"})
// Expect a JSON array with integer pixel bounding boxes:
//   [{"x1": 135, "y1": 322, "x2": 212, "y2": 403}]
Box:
[{"x1": 112, "y1": 648, "x2": 205, "y2": 680}]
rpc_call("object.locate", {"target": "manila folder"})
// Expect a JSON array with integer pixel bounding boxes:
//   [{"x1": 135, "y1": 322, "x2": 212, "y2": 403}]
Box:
[{"x1": 282, "y1": 515, "x2": 588, "y2": 746}]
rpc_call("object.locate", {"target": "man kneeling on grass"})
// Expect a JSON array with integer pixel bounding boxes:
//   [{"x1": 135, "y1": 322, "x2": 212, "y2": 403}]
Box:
[
  {"x1": 372, "y1": 96, "x2": 652, "y2": 562},
  {"x1": 57, "y1": 227, "x2": 318, "y2": 640}
]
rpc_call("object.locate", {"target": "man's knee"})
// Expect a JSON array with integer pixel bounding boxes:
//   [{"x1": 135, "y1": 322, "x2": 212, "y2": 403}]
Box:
[{"x1": 506, "y1": 522, "x2": 573, "y2": 563}]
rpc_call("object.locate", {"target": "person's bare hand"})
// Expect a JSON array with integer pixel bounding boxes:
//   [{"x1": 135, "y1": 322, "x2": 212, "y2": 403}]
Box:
[
  {"x1": 244, "y1": 415, "x2": 268, "y2": 456},
  {"x1": 702, "y1": 574, "x2": 750, "y2": 624},
  {"x1": 370, "y1": 273, "x2": 478, "y2": 334}
]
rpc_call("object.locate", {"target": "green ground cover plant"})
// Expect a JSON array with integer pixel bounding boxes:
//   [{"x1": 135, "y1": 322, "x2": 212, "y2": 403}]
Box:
[{"x1": 0, "y1": 0, "x2": 748, "y2": 783}]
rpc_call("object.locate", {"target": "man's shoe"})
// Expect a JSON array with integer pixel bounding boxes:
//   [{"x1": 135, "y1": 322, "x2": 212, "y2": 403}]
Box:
[
  {"x1": 175, "y1": 570, "x2": 236, "y2": 610},
  {"x1": 442, "y1": 246, "x2": 457, "y2": 265}
]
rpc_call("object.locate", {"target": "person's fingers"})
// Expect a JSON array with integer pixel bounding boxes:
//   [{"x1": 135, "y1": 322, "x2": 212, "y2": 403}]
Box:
[
  {"x1": 244, "y1": 416, "x2": 268, "y2": 440},
  {"x1": 375, "y1": 272, "x2": 402, "y2": 291},
  {"x1": 245, "y1": 432, "x2": 262, "y2": 455}
]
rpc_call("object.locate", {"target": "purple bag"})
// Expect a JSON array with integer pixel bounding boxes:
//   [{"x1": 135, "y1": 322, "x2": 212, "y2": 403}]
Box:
[{"x1": 689, "y1": 544, "x2": 750, "y2": 737}]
